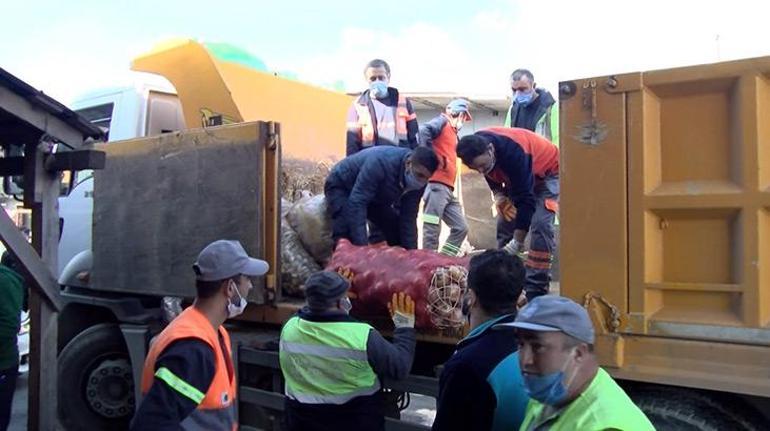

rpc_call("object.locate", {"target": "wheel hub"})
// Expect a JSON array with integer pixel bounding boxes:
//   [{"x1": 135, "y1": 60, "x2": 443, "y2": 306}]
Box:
[{"x1": 85, "y1": 358, "x2": 135, "y2": 419}]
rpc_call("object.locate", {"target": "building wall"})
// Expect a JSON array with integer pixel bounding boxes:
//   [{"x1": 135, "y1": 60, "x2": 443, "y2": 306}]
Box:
[{"x1": 413, "y1": 108, "x2": 507, "y2": 138}]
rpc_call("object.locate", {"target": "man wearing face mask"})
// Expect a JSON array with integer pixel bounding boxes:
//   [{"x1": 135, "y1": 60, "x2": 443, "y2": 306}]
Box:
[
  {"x1": 504, "y1": 69, "x2": 559, "y2": 147},
  {"x1": 418, "y1": 99, "x2": 471, "y2": 256},
  {"x1": 346, "y1": 59, "x2": 419, "y2": 156},
  {"x1": 498, "y1": 296, "x2": 654, "y2": 431},
  {"x1": 280, "y1": 271, "x2": 416, "y2": 431},
  {"x1": 325, "y1": 145, "x2": 439, "y2": 250},
  {"x1": 131, "y1": 240, "x2": 268, "y2": 431},
  {"x1": 457, "y1": 128, "x2": 559, "y2": 302},
  {"x1": 432, "y1": 250, "x2": 529, "y2": 431}
]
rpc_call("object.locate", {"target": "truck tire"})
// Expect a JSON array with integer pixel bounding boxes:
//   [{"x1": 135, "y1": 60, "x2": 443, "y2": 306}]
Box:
[
  {"x1": 630, "y1": 385, "x2": 768, "y2": 431},
  {"x1": 58, "y1": 324, "x2": 134, "y2": 430},
  {"x1": 630, "y1": 386, "x2": 757, "y2": 431}
]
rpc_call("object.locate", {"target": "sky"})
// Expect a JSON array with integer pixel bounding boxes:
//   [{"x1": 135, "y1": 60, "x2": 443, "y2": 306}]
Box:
[{"x1": 2, "y1": 0, "x2": 770, "y2": 105}]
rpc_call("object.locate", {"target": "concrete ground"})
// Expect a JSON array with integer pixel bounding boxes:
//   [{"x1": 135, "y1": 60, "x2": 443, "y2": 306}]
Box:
[{"x1": 9, "y1": 372, "x2": 26, "y2": 431}]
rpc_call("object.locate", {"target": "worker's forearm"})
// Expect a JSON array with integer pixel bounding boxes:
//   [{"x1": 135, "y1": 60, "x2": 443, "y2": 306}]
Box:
[{"x1": 366, "y1": 328, "x2": 416, "y2": 381}]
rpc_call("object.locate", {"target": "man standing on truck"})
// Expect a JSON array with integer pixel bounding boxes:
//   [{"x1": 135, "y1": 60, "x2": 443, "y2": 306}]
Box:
[
  {"x1": 498, "y1": 296, "x2": 654, "y2": 431},
  {"x1": 325, "y1": 145, "x2": 439, "y2": 250},
  {"x1": 457, "y1": 127, "x2": 559, "y2": 301},
  {"x1": 346, "y1": 59, "x2": 419, "y2": 156},
  {"x1": 279, "y1": 271, "x2": 416, "y2": 431},
  {"x1": 432, "y1": 250, "x2": 529, "y2": 431},
  {"x1": 505, "y1": 69, "x2": 559, "y2": 146},
  {"x1": 419, "y1": 99, "x2": 471, "y2": 256},
  {"x1": 130, "y1": 240, "x2": 269, "y2": 431}
]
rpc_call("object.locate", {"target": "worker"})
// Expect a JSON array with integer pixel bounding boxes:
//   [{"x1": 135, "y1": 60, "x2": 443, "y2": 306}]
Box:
[
  {"x1": 280, "y1": 271, "x2": 416, "y2": 431},
  {"x1": 325, "y1": 145, "x2": 439, "y2": 250},
  {"x1": 130, "y1": 240, "x2": 269, "y2": 431},
  {"x1": 456, "y1": 127, "x2": 559, "y2": 301},
  {"x1": 497, "y1": 296, "x2": 655, "y2": 430},
  {"x1": 419, "y1": 99, "x2": 471, "y2": 256},
  {"x1": 504, "y1": 69, "x2": 558, "y2": 146},
  {"x1": 346, "y1": 59, "x2": 419, "y2": 156},
  {"x1": 432, "y1": 250, "x2": 529, "y2": 431},
  {"x1": 0, "y1": 256, "x2": 24, "y2": 431}
]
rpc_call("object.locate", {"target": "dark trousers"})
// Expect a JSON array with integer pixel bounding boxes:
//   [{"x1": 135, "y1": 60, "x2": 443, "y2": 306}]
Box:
[
  {"x1": 497, "y1": 174, "x2": 559, "y2": 301},
  {"x1": 0, "y1": 365, "x2": 18, "y2": 431},
  {"x1": 326, "y1": 185, "x2": 402, "y2": 247}
]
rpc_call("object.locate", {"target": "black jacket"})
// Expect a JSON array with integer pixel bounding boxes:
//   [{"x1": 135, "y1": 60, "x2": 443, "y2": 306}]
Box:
[
  {"x1": 508, "y1": 88, "x2": 556, "y2": 132},
  {"x1": 325, "y1": 146, "x2": 423, "y2": 249}
]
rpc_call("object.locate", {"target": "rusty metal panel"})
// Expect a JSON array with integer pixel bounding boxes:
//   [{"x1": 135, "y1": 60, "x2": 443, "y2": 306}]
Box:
[{"x1": 92, "y1": 122, "x2": 266, "y2": 297}]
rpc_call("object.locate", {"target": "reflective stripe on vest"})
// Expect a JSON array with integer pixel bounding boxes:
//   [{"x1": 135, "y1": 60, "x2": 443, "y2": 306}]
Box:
[
  {"x1": 155, "y1": 367, "x2": 205, "y2": 404},
  {"x1": 279, "y1": 316, "x2": 380, "y2": 405},
  {"x1": 355, "y1": 94, "x2": 413, "y2": 147},
  {"x1": 141, "y1": 307, "x2": 237, "y2": 431}
]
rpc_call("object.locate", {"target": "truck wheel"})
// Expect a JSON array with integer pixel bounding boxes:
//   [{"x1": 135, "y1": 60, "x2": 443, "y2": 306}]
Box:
[
  {"x1": 58, "y1": 324, "x2": 134, "y2": 430},
  {"x1": 630, "y1": 387, "x2": 750, "y2": 431},
  {"x1": 630, "y1": 385, "x2": 768, "y2": 431}
]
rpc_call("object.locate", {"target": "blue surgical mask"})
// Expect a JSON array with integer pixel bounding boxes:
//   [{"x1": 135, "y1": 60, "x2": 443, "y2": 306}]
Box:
[
  {"x1": 369, "y1": 81, "x2": 389, "y2": 99},
  {"x1": 515, "y1": 91, "x2": 534, "y2": 106},
  {"x1": 404, "y1": 169, "x2": 426, "y2": 192},
  {"x1": 522, "y1": 350, "x2": 576, "y2": 406}
]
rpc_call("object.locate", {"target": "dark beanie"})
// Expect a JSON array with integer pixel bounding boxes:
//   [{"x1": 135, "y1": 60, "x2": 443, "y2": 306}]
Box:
[{"x1": 304, "y1": 271, "x2": 350, "y2": 311}]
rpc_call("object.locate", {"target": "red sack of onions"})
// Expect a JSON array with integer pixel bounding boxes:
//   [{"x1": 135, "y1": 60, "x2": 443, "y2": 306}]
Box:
[{"x1": 327, "y1": 239, "x2": 470, "y2": 330}]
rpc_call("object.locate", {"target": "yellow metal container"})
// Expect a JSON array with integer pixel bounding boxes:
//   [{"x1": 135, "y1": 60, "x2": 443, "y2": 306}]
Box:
[
  {"x1": 131, "y1": 39, "x2": 352, "y2": 169},
  {"x1": 560, "y1": 56, "x2": 770, "y2": 396}
]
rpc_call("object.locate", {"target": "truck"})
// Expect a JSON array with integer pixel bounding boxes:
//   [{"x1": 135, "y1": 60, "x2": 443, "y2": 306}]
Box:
[{"x1": 45, "y1": 38, "x2": 770, "y2": 430}]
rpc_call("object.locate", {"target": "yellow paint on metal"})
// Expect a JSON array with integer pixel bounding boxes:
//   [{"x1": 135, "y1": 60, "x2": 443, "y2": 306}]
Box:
[
  {"x1": 131, "y1": 39, "x2": 351, "y2": 164},
  {"x1": 562, "y1": 56, "x2": 770, "y2": 396}
]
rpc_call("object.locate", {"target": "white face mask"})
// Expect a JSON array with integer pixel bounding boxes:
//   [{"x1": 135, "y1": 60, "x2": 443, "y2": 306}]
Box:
[{"x1": 227, "y1": 281, "x2": 247, "y2": 318}]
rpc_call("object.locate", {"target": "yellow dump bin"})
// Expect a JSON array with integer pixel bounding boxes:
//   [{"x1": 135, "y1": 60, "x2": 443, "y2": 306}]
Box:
[{"x1": 132, "y1": 39, "x2": 352, "y2": 195}]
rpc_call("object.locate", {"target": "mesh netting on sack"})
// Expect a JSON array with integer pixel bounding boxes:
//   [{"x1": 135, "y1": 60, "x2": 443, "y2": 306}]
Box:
[{"x1": 427, "y1": 266, "x2": 468, "y2": 329}]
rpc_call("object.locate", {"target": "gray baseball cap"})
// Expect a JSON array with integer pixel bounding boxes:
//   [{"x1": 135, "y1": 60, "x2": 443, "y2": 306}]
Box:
[
  {"x1": 496, "y1": 296, "x2": 595, "y2": 344},
  {"x1": 446, "y1": 99, "x2": 473, "y2": 120},
  {"x1": 304, "y1": 271, "x2": 350, "y2": 311},
  {"x1": 193, "y1": 240, "x2": 269, "y2": 281}
]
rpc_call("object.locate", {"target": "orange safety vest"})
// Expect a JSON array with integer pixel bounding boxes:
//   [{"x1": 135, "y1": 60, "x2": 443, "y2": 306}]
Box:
[
  {"x1": 141, "y1": 306, "x2": 237, "y2": 431},
  {"x1": 428, "y1": 114, "x2": 460, "y2": 188},
  {"x1": 353, "y1": 93, "x2": 414, "y2": 147}
]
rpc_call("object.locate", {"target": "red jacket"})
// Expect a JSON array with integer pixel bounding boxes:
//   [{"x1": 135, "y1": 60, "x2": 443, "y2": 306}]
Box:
[{"x1": 418, "y1": 113, "x2": 459, "y2": 188}]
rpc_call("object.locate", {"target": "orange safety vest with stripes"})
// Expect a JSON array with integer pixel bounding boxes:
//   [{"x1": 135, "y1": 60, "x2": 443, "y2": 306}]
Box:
[
  {"x1": 141, "y1": 306, "x2": 237, "y2": 431},
  {"x1": 352, "y1": 93, "x2": 415, "y2": 147}
]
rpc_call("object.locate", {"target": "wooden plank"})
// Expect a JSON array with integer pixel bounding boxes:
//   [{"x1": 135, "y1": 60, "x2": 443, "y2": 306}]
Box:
[
  {"x1": 27, "y1": 145, "x2": 61, "y2": 431},
  {"x1": 44, "y1": 149, "x2": 106, "y2": 172},
  {"x1": 0, "y1": 85, "x2": 86, "y2": 149},
  {"x1": 0, "y1": 199, "x2": 62, "y2": 310}
]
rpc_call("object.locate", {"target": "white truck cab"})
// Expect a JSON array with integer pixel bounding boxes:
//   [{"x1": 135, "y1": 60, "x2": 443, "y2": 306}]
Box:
[{"x1": 58, "y1": 73, "x2": 184, "y2": 284}]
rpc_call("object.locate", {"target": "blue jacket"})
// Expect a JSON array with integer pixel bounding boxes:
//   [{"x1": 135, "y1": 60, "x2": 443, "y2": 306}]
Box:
[
  {"x1": 325, "y1": 146, "x2": 423, "y2": 249},
  {"x1": 432, "y1": 314, "x2": 528, "y2": 431}
]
